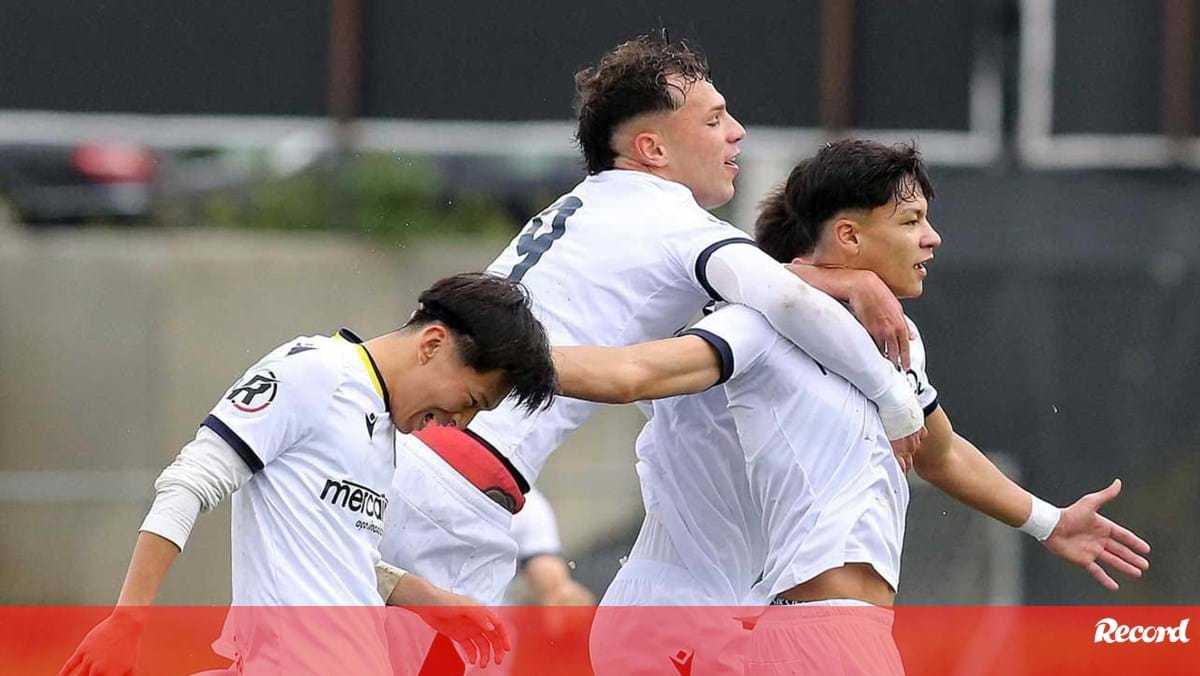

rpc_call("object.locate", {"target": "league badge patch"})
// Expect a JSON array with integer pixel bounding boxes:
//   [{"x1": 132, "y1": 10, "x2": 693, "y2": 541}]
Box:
[{"x1": 227, "y1": 371, "x2": 280, "y2": 413}]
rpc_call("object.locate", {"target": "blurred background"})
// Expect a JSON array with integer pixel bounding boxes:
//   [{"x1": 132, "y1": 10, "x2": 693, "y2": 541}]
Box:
[{"x1": 1, "y1": 0, "x2": 1197, "y2": 610}]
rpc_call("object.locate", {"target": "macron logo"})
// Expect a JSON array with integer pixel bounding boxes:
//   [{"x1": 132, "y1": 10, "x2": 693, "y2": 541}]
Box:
[
  {"x1": 669, "y1": 649, "x2": 693, "y2": 676},
  {"x1": 1094, "y1": 617, "x2": 1190, "y2": 644}
]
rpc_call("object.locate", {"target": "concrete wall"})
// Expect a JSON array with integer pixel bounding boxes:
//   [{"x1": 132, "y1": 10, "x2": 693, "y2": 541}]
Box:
[{"x1": 0, "y1": 223, "x2": 644, "y2": 604}]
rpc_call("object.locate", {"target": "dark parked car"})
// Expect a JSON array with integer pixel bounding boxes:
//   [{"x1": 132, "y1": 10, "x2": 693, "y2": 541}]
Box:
[{"x1": 0, "y1": 141, "x2": 158, "y2": 224}]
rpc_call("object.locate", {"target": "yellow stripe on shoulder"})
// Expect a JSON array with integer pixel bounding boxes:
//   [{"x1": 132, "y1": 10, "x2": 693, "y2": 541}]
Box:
[{"x1": 355, "y1": 344, "x2": 385, "y2": 399}]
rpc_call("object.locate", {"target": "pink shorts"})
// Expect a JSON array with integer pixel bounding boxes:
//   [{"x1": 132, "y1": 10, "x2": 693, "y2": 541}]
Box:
[{"x1": 744, "y1": 602, "x2": 903, "y2": 676}]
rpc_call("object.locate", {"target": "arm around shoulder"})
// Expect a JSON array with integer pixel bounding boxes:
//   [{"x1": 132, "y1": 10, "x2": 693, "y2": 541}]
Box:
[
  {"x1": 552, "y1": 335, "x2": 723, "y2": 404},
  {"x1": 703, "y1": 244, "x2": 920, "y2": 428}
]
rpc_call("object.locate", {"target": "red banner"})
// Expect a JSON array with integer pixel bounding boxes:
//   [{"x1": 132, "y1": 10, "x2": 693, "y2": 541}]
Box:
[{"x1": 11, "y1": 605, "x2": 1197, "y2": 675}]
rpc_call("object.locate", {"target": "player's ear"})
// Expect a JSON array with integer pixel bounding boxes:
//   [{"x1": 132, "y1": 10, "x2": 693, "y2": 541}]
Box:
[
  {"x1": 832, "y1": 218, "x2": 862, "y2": 256},
  {"x1": 631, "y1": 130, "x2": 669, "y2": 168},
  {"x1": 416, "y1": 324, "x2": 448, "y2": 365},
  {"x1": 613, "y1": 114, "x2": 669, "y2": 168}
]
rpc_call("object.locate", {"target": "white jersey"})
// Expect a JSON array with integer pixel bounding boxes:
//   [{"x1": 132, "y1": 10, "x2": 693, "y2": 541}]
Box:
[
  {"x1": 690, "y1": 306, "x2": 938, "y2": 601},
  {"x1": 592, "y1": 391, "x2": 759, "y2": 675},
  {"x1": 510, "y1": 486, "x2": 562, "y2": 564},
  {"x1": 468, "y1": 170, "x2": 754, "y2": 483},
  {"x1": 203, "y1": 329, "x2": 396, "y2": 606},
  {"x1": 625, "y1": 386, "x2": 763, "y2": 603}
]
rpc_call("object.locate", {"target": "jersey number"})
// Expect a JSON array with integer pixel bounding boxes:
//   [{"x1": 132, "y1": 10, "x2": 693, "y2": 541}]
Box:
[
  {"x1": 906, "y1": 369, "x2": 925, "y2": 395},
  {"x1": 507, "y1": 196, "x2": 582, "y2": 282}
]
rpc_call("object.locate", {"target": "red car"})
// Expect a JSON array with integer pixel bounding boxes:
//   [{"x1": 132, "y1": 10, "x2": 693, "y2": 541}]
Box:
[{"x1": 0, "y1": 141, "x2": 158, "y2": 224}]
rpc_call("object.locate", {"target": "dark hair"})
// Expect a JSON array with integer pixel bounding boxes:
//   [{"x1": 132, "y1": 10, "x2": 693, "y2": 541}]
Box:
[
  {"x1": 573, "y1": 34, "x2": 711, "y2": 174},
  {"x1": 755, "y1": 139, "x2": 935, "y2": 263},
  {"x1": 405, "y1": 273, "x2": 557, "y2": 413}
]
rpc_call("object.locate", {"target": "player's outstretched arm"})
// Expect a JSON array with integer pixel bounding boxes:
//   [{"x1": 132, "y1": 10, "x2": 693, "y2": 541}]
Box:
[
  {"x1": 552, "y1": 335, "x2": 722, "y2": 404},
  {"x1": 59, "y1": 532, "x2": 180, "y2": 676},
  {"x1": 912, "y1": 408, "x2": 1034, "y2": 526},
  {"x1": 382, "y1": 567, "x2": 511, "y2": 669},
  {"x1": 1043, "y1": 479, "x2": 1151, "y2": 591},
  {"x1": 703, "y1": 245, "x2": 923, "y2": 443},
  {"x1": 914, "y1": 408, "x2": 1150, "y2": 590}
]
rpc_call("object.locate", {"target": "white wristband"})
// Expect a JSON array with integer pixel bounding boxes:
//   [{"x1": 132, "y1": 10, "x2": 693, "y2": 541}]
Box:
[
  {"x1": 1019, "y1": 496, "x2": 1062, "y2": 541},
  {"x1": 875, "y1": 370, "x2": 923, "y2": 440},
  {"x1": 376, "y1": 561, "x2": 408, "y2": 603}
]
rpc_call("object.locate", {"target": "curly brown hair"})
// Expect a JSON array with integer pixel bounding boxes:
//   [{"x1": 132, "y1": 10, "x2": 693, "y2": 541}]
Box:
[{"x1": 573, "y1": 34, "x2": 711, "y2": 174}]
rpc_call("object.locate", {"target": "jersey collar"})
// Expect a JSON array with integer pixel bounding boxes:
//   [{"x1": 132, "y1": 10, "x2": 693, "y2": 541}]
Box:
[
  {"x1": 334, "y1": 328, "x2": 391, "y2": 414},
  {"x1": 588, "y1": 169, "x2": 698, "y2": 204}
]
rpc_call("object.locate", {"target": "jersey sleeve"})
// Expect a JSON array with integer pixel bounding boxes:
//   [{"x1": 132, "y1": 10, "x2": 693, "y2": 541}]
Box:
[
  {"x1": 684, "y1": 304, "x2": 777, "y2": 384},
  {"x1": 700, "y1": 243, "x2": 919, "y2": 412},
  {"x1": 201, "y1": 342, "x2": 340, "y2": 473},
  {"x1": 905, "y1": 318, "x2": 939, "y2": 415},
  {"x1": 661, "y1": 212, "x2": 757, "y2": 302},
  {"x1": 510, "y1": 487, "x2": 562, "y2": 565},
  {"x1": 139, "y1": 426, "x2": 254, "y2": 550}
]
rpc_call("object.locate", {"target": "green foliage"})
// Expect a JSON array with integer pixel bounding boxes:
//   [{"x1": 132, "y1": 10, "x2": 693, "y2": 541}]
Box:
[{"x1": 196, "y1": 153, "x2": 517, "y2": 241}]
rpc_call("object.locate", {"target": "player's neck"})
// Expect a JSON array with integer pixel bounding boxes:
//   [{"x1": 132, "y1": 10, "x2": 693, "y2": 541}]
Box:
[
  {"x1": 610, "y1": 156, "x2": 656, "y2": 174},
  {"x1": 608, "y1": 158, "x2": 699, "y2": 203},
  {"x1": 362, "y1": 333, "x2": 411, "y2": 412},
  {"x1": 807, "y1": 247, "x2": 851, "y2": 270}
]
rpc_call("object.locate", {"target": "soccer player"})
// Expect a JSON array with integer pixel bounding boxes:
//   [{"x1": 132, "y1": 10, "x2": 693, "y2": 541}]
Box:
[
  {"x1": 508, "y1": 487, "x2": 595, "y2": 608},
  {"x1": 379, "y1": 33, "x2": 926, "y2": 626},
  {"x1": 60, "y1": 273, "x2": 557, "y2": 676},
  {"x1": 555, "y1": 139, "x2": 1151, "y2": 674},
  {"x1": 584, "y1": 385, "x2": 759, "y2": 675},
  {"x1": 381, "y1": 485, "x2": 593, "y2": 675}
]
